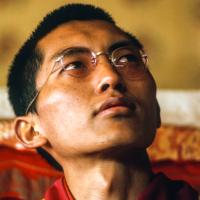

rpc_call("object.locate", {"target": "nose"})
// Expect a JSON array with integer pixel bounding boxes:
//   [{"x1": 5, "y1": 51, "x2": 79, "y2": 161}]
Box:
[{"x1": 94, "y1": 58, "x2": 126, "y2": 94}]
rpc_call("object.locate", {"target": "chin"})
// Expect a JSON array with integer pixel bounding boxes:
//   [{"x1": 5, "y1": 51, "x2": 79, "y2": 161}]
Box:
[
  {"x1": 94, "y1": 128, "x2": 152, "y2": 153},
  {"x1": 88, "y1": 119, "x2": 156, "y2": 155}
]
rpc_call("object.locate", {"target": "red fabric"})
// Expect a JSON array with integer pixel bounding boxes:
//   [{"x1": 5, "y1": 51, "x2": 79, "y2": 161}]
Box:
[
  {"x1": 138, "y1": 173, "x2": 198, "y2": 200},
  {"x1": 152, "y1": 161, "x2": 200, "y2": 192},
  {"x1": 44, "y1": 177, "x2": 73, "y2": 200},
  {"x1": 0, "y1": 198, "x2": 23, "y2": 200},
  {"x1": 0, "y1": 146, "x2": 62, "y2": 178},
  {"x1": 44, "y1": 173, "x2": 198, "y2": 200},
  {"x1": 0, "y1": 146, "x2": 62, "y2": 200}
]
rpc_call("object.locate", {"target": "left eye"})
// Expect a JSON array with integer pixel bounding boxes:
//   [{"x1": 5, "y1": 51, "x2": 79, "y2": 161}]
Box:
[{"x1": 117, "y1": 55, "x2": 138, "y2": 65}]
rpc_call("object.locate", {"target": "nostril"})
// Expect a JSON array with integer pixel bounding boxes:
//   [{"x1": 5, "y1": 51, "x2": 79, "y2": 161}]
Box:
[
  {"x1": 115, "y1": 83, "x2": 126, "y2": 93},
  {"x1": 100, "y1": 82, "x2": 126, "y2": 93},
  {"x1": 101, "y1": 83, "x2": 110, "y2": 92},
  {"x1": 96, "y1": 76, "x2": 126, "y2": 94}
]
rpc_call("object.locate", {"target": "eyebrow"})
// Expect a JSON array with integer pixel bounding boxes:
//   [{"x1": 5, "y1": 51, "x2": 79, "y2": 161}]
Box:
[
  {"x1": 48, "y1": 40, "x2": 134, "y2": 62},
  {"x1": 49, "y1": 47, "x2": 72, "y2": 63}
]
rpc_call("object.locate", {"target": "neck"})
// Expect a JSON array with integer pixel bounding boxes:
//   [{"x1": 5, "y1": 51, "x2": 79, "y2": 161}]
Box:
[{"x1": 62, "y1": 149, "x2": 152, "y2": 200}]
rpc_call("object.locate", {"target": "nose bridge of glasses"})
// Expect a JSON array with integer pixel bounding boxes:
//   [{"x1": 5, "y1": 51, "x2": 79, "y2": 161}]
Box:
[
  {"x1": 93, "y1": 51, "x2": 124, "y2": 83},
  {"x1": 94, "y1": 51, "x2": 113, "y2": 67}
]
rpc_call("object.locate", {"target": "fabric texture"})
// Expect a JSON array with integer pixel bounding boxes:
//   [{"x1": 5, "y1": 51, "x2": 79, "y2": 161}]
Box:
[
  {"x1": 137, "y1": 173, "x2": 198, "y2": 200},
  {"x1": 44, "y1": 173, "x2": 198, "y2": 200},
  {"x1": 44, "y1": 177, "x2": 73, "y2": 200}
]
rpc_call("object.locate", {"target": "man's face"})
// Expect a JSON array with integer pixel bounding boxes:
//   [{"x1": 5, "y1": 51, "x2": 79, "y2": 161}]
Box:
[{"x1": 35, "y1": 20, "x2": 160, "y2": 160}]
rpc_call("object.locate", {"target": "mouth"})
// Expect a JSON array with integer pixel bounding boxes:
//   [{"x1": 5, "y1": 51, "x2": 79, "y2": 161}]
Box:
[{"x1": 95, "y1": 97, "x2": 136, "y2": 117}]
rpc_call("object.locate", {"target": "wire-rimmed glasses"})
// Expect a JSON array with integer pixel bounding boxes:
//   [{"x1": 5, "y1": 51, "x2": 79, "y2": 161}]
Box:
[{"x1": 25, "y1": 44, "x2": 148, "y2": 114}]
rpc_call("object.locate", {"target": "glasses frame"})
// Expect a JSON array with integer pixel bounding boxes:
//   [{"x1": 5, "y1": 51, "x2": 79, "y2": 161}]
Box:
[{"x1": 25, "y1": 45, "x2": 148, "y2": 114}]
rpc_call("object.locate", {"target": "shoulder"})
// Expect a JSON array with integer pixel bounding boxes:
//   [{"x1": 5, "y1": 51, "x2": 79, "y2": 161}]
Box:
[
  {"x1": 138, "y1": 173, "x2": 199, "y2": 200},
  {"x1": 43, "y1": 177, "x2": 72, "y2": 200},
  {"x1": 158, "y1": 173, "x2": 198, "y2": 196},
  {"x1": 44, "y1": 177, "x2": 65, "y2": 199}
]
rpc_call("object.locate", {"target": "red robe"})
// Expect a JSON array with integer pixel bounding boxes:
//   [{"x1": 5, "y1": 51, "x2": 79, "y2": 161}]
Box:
[{"x1": 44, "y1": 173, "x2": 198, "y2": 200}]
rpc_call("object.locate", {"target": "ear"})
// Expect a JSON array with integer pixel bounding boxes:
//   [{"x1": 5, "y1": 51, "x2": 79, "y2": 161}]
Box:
[
  {"x1": 156, "y1": 100, "x2": 161, "y2": 128},
  {"x1": 14, "y1": 115, "x2": 47, "y2": 148}
]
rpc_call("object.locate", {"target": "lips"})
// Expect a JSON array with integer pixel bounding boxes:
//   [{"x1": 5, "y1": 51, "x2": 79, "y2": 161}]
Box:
[{"x1": 95, "y1": 97, "x2": 136, "y2": 116}]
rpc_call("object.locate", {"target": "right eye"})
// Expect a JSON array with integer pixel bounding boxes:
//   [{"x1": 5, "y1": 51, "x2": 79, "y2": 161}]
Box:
[
  {"x1": 53, "y1": 48, "x2": 93, "y2": 78},
  {"x1": 62, "y1": 61, "x2": 85, "y2": 71},
  {"x1": 63, "y1": 61, "x2": 83, "y2": 71},
  {"x1": 58, "y1": 60, "x2": 89, "y2": 78}
]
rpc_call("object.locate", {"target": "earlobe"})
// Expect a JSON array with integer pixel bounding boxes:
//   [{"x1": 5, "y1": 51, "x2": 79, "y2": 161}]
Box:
[{"x1": 14, "y1": 116, "x2": 47, "y2": 148}]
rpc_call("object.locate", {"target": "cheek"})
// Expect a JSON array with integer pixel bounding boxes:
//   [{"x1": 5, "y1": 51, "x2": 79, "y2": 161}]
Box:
[
  {"x1": 140, "y1": 79, "x2": 158, "y2": 143},
  {"x1": 126, "y1": 75, "x2": 158, "y2": 143},
  {"x1": 127, "y1": 72, "x2": 157, "y2": 105},
  {"x1": 35, "y1": 85, "x2": 106, "y2": 157},
  {"x1": 36, "y1": 86, "x2": 90, "y2": 138},
  {"x1": 136, "y1": 76, "x2": 157, "y2": 121}
]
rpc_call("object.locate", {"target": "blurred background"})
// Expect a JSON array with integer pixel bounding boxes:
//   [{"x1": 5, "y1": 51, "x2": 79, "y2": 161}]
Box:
[
  {"x1": 0, "y1": 1, "x2": 200, "y2": 198},
  {"x1": 0, "y1": 0, "x2": 199, "y2": 89}
]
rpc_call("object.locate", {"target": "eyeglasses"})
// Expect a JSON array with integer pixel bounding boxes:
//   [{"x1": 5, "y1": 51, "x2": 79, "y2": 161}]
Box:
[{"x1": 25, "y1": 45, "x2": 148, "y2": 114}]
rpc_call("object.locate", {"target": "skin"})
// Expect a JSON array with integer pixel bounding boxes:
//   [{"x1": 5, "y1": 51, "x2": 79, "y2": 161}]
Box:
[{"x1": 17, "y1": 20, "x2": 160, "y2": 200}]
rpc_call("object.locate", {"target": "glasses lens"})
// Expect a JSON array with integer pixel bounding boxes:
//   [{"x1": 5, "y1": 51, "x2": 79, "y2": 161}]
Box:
[
  {"x1": 54, "y1": 48, "x2": 94, "y2": 78},
  {"x1": 112, "y1": 46, "x2": 147, "y2": 79}
]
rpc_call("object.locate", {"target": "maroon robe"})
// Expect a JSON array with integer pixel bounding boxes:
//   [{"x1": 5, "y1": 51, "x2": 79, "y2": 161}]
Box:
[{"x1": 44, "y1": 173, "x2": 198, "y2": 200}]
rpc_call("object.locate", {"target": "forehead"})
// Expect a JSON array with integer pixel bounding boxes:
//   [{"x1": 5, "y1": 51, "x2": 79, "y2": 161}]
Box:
[{"x1": 37, "y1": 20, "x2": 129, "y2": 61}]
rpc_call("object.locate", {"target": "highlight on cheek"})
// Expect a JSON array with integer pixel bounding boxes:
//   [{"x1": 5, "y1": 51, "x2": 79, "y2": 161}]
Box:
[{"x1": 37, "y1": 89, "x2": 67, "y2": 112}]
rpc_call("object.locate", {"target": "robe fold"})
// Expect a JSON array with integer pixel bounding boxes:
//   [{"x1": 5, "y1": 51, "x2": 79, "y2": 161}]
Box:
[{"x1": 44, "y1": 173, "x2": 198, "y2": 200}]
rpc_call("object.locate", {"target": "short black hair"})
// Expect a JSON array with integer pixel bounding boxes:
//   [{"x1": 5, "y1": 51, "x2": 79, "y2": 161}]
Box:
[{"x1": 7, "y1": 3, "x2": 143, "y2": 170}]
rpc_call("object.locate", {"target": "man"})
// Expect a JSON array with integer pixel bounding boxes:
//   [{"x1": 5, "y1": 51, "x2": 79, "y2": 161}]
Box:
[{"x1": 7, "y1": 3, "x2": 198, "y2": 200}]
